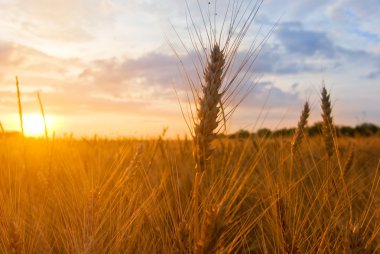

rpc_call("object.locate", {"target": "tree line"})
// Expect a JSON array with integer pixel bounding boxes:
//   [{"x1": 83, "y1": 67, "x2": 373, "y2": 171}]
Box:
[{"x1": 227, "y1": 122, "x2": 380, "y2": 139}]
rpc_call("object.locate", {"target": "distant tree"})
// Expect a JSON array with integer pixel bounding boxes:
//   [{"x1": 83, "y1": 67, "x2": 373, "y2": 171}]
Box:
[
  {"x1": 236, "y1": 129, "x2": 250, "y2": 139},
  {"x1": 339, "y1": 126, "x2": 355, "y2": 137},
  {"x1": 257, "y1": 128, "x2": 272, "y2": 138},
  {"x1": 307, "y1": 122, "x2": 323, "y2": 137},
  {"x1": 218, "y1": 133, "x2": 227, "y2": 138},
  {"x1": 355, "y1": 123, "x2": 379, "y2": 137},
  {"x1": 272, "y1": 128, "x2": 295, "y2": 137},
  {"x1": 225, "y1": 122, "x2": 379, "y2": 139}
]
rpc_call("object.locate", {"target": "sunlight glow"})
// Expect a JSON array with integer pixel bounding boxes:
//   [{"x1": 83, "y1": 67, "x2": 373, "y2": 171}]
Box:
[{"x1": 23, "y1": 114, "x2": 54, "y2": 137}]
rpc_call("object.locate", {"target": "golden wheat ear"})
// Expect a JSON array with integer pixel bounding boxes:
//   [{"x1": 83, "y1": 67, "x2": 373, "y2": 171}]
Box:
[
  {"x1": 193, "y1": 44, "x2": 225, "y2": 172},
  {"x1": 291, "y1": 101, "x2": 310, "y2": 157},
  {"x1": 321, "y1": 86, "x2": 334, "y2": 158}
]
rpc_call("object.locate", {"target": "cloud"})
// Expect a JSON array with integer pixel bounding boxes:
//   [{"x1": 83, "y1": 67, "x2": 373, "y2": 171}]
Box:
[
  {"x1": 277, "y1": 22, "x2": 336, "y2": 57},
  {"x1": 327, "y1": 0, "x2": 380, "y2": 41},
  {"x1": 252, "y1": 46, "x2": 326, "y2": 74},
  {"x1": 289, "y1": 0, "x2": 330, "y2": 16},
  {"x1": 0, "y1": 40, "x2": 187, "y2": 118},
  {"x1": 241, "y1": 81, "x2": 300, "y2": 108},
  {"x1": 0, "y1": 41, "x2": 84, "y2": 81},
  {"x1": 265, "y1": 22, "x2": 380, "y2": 79},
  {"x1": 208, "y1": 21, "x2": 377, "y2": 77},
  {"x1": 78, "y1": 52, "x2": 187, "y2": 98},
  {"x1": 363, "y1": 70, "x2": 380, "y2": 80},
  {"x1": 0, "y1": 0, "x2": 133, "y2": 62},
  {"x1": 327, "y1": 0, "x2": 380, "y2": 20},
  {"x1": 0, "y1": 43, "x2": 15, "y2": 66},
  {"x1": 0, "y1": 37, "x2": 305, "y2": 124}
]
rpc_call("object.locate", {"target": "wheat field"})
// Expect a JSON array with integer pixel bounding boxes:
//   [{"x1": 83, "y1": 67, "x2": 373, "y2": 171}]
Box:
[
  {"x1": 1, "y1": 0, "x2": 380, "y2": 253},
  {"x1": 0, "y1": 125, "x2": 379, "y2": 253}
]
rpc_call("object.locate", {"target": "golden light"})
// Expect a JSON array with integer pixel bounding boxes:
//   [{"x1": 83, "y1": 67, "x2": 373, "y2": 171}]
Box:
[{"x1": 23, "y1": 113, "x2": 54, "y2": 137}]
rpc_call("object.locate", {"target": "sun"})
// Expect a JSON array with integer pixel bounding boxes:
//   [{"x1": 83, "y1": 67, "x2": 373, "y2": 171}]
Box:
[{"x1": 23, "y1": 114, "x2": 53, "y2": 137}]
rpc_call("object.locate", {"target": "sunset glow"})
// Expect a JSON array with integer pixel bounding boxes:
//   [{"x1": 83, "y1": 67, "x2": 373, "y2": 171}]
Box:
[{"x1": 22, "y1": 114, "x2": 52, "y2": 137}]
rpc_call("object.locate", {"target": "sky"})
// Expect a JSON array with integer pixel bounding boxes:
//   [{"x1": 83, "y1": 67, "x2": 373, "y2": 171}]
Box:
[{"x1": 0, "y1": 0, "x2": 379, "y2": 137}]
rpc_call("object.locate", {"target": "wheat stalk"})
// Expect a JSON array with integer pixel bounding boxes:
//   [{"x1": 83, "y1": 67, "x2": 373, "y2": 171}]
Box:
[
  {"x1": 343, "y1": 150, "x2": 354, "y2": 178},
  {"x1": 276, "y1": 194, "x2": 299, "y2": 254},
  {"x1": 15, "y1": 77, "x2": 24, "y2": 137},
  {"x1": 8, "y1": 220, "x2": 22, "y2": 254},
  {"x1": 173, "y1": 220, "x2": 191, "y2": 253},
  {"x1": 37, "y1": 92, "x2": 49, "y2": 140},
  {"x1": 347, "y1": 224, "x2": 371, "y2": 254},
  {"x1": 196, "y1": 203, "x2": 226, "y2": 254},
  {"x1": 0, "y1": 122, "x2": 4, "y2": 135},
  {"x1": 83, "y1": 188, "x2": 100, "y2": 254}
]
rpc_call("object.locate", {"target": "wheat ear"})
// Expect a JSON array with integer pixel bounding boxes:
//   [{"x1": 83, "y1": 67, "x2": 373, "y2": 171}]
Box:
[
  {"x1": 193, "y1": 44, "x2": 225, "y2": 172},
  {"x1": 321, "y1": 86, "x2": 334, "y2": 158},
  {"x1": 291, "y1": 102, "x2": 310, "y2": 156}
]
